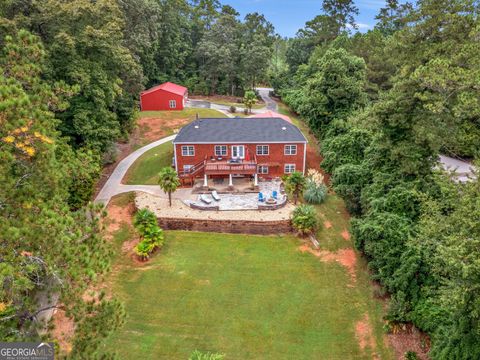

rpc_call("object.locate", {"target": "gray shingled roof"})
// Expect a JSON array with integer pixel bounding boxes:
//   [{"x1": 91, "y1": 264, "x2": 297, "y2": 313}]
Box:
[{"x1": 173, "y1": 118, "x2": 307, "y2": 143}]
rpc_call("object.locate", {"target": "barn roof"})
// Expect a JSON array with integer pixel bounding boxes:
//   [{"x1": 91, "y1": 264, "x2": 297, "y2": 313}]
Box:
[
  {"x1": 173, "y1": 118, "x2": 307, "y2": 144},
  {"x1": 141, "y1": 82, "x2": 187, "y2": 96}
]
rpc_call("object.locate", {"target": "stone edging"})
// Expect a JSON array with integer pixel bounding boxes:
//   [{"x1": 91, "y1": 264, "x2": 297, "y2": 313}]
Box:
[{"x1": 156, "y1": 217, "x2": 292, "y2": 235}]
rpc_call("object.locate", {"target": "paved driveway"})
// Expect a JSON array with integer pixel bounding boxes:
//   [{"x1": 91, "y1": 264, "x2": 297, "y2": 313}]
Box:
[
  {"x1": 95, "y1": 135, "x2": 176, "y2": 205},
  {"x1": 256, "y1": 87, "x2": 278, "y2": 111}
]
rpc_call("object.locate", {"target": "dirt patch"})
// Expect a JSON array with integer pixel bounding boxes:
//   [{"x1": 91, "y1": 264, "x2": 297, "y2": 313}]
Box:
[
  {"x1": 105, "y1": 200, "x2": 136, "y2": 236},
  {"x1": 388, "y1": 324, "x2": 430, "y2": 360},
  {"x1": 51, "y1": 309, "x2": 74, "y2": 355},
  {"x1": 356, "y1": 313, "x2": 378, "y2": 358},
  {"x1": 137, "y1": 116, "x2": 188, "y2": 143},
  {"x1": 341, "y1": 230, "x2": 351, "y2": 241},
  {"x1": 324, "y1": 221, "x2": 333, "y2": 229},
  {"x1": 299, "y1": 244, "x2": 357, "y2": 283}
]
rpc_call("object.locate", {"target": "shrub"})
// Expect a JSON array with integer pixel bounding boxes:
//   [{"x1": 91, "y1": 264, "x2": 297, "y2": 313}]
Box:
[
  {"x1": 229, "y1": 105, "x2": 236, "y2": 113},
  {"x1": 189, "y1": 350, "x2": 224, "y2": 360},
  {"x1": 133, "y1": 208, "x2": 165, "y2": 260},
  {"x1": 292, "y1": 204, "x2": 318, "y2": 236},
  {"x1": 304, "y1": 170, "x2": 328, "y2": 204},
  {"x1": 285, "y1": 171, "x2": 306, "y2": 204},
  {"x1": 102, "y1": 142, "x2": 120, "y2": 165},
  {"x1": 134, "y1": 209, "x2": 157, "y2": 233},
  {"x1": 405, "y1": 351, "x2": 419, "y2": 360}
]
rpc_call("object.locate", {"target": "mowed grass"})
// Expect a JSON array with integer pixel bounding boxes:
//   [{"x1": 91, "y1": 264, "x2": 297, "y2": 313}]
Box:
[
  {"x1": 105, "y1": 227, "x2": 392, "y2": 359},
  {"x1": 123, "y1": 141, "x2": 173, "y2": 185},
  {"x1": 138, "y1": 108, "x2": 226, "y2": 122}
]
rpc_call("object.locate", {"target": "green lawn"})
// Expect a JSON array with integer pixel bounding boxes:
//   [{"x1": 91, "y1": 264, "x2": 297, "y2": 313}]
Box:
[
  {"x1": 123, "y1": 141, "x2": 173, "y2": 185},
  {"x1": 104, "y1": 199, "x2": 392, "y2": 359},
  {"x1": 138, "y1": 108, "x2": 226, "y2": 122}
]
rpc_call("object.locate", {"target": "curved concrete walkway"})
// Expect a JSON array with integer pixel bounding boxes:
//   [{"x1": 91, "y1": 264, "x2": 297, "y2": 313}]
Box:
[{"x1": 95, "y1": 135, "x2": 177, "y2": 205}]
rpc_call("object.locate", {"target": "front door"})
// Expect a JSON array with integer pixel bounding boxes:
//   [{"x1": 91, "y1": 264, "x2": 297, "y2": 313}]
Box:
[{"x1": 231, "y1": 145, "x2": 245, "y2": 159}]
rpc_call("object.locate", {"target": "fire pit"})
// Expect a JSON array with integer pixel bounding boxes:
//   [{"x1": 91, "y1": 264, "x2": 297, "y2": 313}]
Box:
[{"x1": 266, "y1": 198, "x2": 277, "y2": 205}]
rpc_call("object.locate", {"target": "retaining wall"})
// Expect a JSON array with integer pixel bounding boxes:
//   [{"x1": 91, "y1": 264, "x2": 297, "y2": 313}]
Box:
[{"x1": 157, "y1": 217, "x2": 292, "y2": 235}]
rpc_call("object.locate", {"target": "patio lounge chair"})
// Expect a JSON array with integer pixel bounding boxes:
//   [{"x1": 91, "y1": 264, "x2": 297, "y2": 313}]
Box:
[
  {"x1": 212, "y1": 190, "x2": 221, "y2": 202},
  {"x1": 200, "y1": 194, "x2": 213, "y2": 204},
  {"x1": 272, "y1": 190, "x2": 278, "y2": 200},
  {"x1": 258, "y1": 192, "x2": 265, "y2": 202}
]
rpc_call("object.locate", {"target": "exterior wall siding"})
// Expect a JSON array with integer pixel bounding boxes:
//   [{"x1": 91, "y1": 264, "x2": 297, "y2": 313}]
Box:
[
  {"x1": 140, "y1": 89, "x2": 187, "y2": 111},
  {"x1": 175, "y1": 143, "x2": 306, "y2": 177}
]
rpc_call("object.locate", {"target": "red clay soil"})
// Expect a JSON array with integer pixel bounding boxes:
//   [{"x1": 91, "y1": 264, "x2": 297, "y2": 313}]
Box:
[
  {"x1": 356, "y1": 313, "x2": 379, "y2": 358},
  {"x1": 51, "y1": 309, "x2": 74, "y2": 355},
  {"x1": 299, "y1": 244, "x2": 357, "y2": 283},
  {"x1": 137, "y1": 116, "x2": 189, "y2": 143},
  {"x1": 105, "y1": 200, "x2": 136, "y2": 236},
  {"x1": 341, "y1": 229, "x2": 351, "y2": 241},
  {"x1": 324, "y1": 220, "x2": 333, "y2": 229}
]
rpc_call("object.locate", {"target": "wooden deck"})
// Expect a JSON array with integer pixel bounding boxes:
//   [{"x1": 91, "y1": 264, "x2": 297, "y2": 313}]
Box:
[{"x1": 205, "y1": 160, "x2": 257, "y2": 175}]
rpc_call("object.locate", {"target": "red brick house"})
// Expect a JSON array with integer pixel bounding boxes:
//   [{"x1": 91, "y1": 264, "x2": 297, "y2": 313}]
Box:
[
  {"x1": 173, "y1": 117, "x2": 307, "y2": 186},
  {"x1": 140, "y1": 82, "x2": 188, "y2": 111}
]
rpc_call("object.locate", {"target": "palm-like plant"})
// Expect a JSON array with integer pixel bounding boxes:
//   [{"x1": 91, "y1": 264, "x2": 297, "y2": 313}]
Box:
[
  {"x1": 134, "y1": 208, "x2": 157, "y2": 232},
  {"x1": 135, "y1": 240, "x2": 154, "y2": 261},
  {"x1": 285, "y1": 171, "x2": 306, "y2": 205},
  {"x1": 243, "y1": 90, "x2": 257, "y2": 114},
  {"x1": 158, "y1": 167, "x2": 181, "y2": 207}
]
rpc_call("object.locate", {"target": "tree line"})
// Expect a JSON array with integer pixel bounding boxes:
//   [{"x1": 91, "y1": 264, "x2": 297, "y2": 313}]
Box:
[
  {"x1": 0, "y1": 0, "x2": 276, "y2": 357},
  {"x1": 275, "y1": 0, "x2": 480, "y2": 358}
]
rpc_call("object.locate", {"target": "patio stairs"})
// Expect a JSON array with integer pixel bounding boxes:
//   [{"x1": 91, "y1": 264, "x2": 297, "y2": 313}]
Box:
[{"x1": 178, "y1": 158, "x2": 206, "y2": 185}]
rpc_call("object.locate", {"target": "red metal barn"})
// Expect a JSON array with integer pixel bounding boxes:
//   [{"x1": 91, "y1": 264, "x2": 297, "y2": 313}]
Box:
[{"x1": 140, "y1": 82, "x2": 188, "y2": 111}]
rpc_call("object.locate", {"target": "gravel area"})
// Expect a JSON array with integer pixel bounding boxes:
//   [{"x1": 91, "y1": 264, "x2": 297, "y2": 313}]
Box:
[{"x1": 135, "y1": 192, "x2": 294, "y2": 221}]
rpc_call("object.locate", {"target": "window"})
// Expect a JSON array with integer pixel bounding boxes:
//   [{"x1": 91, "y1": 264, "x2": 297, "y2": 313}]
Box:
[
  {"x1": 256, "y1": 145, "x2": 269, "y2": 155},
  {"x1": 169, "y1": 100, "x2": 177, "y2": 109},
  {"x1": 215, "y1": 145, "x2": 227, "y2": 156},
  {"x1": 231, "y1": 145, "x2": 245, "y2": 159},
  {"x1": 257, "y1": 165, "x2": 269, "y2": 174},
  {"x1": 284, "y1": 164, "x2": 296, "y2": 174},
  {"x1": 181, "y1": 145, "x2": 194, "y2": 156},
  {"x1": 183, "y1": 165, "x2": 194, "y2": 173},
  {"x1": 284, "y1": 145, "x2": 297, "y2": 155}
]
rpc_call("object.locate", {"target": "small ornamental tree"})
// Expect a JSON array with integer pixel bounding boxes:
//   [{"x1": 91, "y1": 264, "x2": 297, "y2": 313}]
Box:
[
  {"x1": 158, "y1": 167, "x2": 181, "y2": 206},
  {"x1": 285, "y1": 171, "x2": 306, "y2": 204},
  {"x1": 292, "y1": 205, "x2": 319, "y2": 236},
  {"x1": 243, "y1": 90, "x2": 257, "y2": 114}
]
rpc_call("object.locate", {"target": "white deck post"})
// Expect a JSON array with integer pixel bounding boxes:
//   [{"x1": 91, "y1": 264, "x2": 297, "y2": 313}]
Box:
[
  {"x1": 203, "y1": 174, "x2": 208, "y2": 187},
  {"x1": 254, "y1": 173, "x2": 258, "y2": 187},
  {"x1": 229, "y1": 174, "x2": 233, "y2": 187}
]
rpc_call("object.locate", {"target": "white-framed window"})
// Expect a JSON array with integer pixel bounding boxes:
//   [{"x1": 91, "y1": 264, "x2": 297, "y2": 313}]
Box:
[
  {"x1": 284, "y1": 164, "x2": 296, "y2": 174},
  {"x1": 183, "y1": 165, "x2": 194, "y2": 173},
  {"x1": 181, "y1": 145, "x2": 194, "y2": 156},
  {"x1": 169, "y1": 100, "x2": 177, "y2": 109},
  {"x1": 215, "y1": 145, "x2": 227, "y2": 156},
  {"x1": 284, "y1": 145, "x2": 297, "y2": 155},
  {"x1": 257, "y1": 165, "x2": 269, "y2": 174},
  {"x1": 231, "y1": 145, "x2": 245, "y2": 159},
  {"x1": 256, "y1": 145, "x2": 269, "y2": 155}
]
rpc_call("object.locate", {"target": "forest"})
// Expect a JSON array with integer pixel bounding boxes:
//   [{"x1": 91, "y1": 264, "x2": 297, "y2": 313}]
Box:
[
  {"x1": 276, "y1": 0, "x2": 480, "y2": 358},
  {"x1": 1, "y1": 0, "x2": 479, "y2": 359}
]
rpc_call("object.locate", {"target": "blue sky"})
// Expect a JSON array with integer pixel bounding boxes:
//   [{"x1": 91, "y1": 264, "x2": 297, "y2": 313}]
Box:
[{"x1": 223, "y1": 0, "x2": 389, "y2": 37}]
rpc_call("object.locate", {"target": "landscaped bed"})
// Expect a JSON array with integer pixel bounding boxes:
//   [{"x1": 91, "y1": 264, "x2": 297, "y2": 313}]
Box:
[{"x1": 105, "y1": 228, "x2": 393, "y2": 359}]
